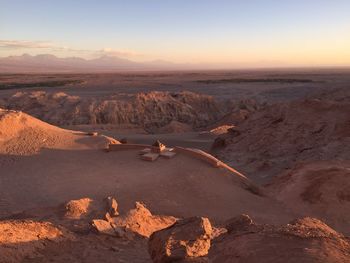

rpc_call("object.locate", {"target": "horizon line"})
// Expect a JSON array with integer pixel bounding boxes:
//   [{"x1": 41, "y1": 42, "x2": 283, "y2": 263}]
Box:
[{"x1": 1, "y1": 53, "x2": 350, "y2": 72}]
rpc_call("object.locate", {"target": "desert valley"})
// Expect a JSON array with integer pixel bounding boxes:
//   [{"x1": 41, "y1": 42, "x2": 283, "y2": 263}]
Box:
[
  {"x1": 1, "y1": 1, "x2": 350, "y2": 262},
  {"x1": 0, "y1": 68, "x2": 349, "y2": 262}
]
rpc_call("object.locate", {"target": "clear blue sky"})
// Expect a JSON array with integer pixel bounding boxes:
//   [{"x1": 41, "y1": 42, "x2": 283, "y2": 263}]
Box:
[{"x1": 1, "y1": 0, "x2": 350, "y2": 67}]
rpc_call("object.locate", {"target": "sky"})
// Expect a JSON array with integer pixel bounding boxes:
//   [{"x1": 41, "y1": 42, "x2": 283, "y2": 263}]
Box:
[{"x1": 1, "y1": 0, "x2": 350, "y2": 67}]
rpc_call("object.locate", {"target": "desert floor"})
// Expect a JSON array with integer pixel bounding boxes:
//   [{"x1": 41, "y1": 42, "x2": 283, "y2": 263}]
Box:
[{"x1": 0, "y1": 69, "x2": 349, "y2": 262}]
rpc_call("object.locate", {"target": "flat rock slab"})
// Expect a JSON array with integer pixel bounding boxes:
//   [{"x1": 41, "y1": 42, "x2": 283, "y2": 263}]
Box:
[
  {"x1": 92, "y1": 219, "x2": 116, "y2": 236},
  {"x1": 139, "y1": 148, "x2": 151, "y2": 155},
  {"x1": 141, "y1": 153, "x2": 159, "y2": 162},
  {"x1": 160, "y1": 151, "x2": 177, "y2": 159}
]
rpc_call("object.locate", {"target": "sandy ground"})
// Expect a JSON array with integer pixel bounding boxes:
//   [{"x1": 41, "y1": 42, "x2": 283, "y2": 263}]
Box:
[
  {"x1": 0, "y1": 70, "x2": 349, "y2": 262},
  {"x1": 0, "y1": 146, "x2": 291, "y2": 224},
  {"x1": 0, "y1": 110, "x2": 292, "y2": 227}
]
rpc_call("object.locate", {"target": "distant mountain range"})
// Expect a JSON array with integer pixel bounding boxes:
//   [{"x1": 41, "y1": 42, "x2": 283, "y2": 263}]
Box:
[{"x1": 0, "y1": 54, "x2": 192, "y2": 73}]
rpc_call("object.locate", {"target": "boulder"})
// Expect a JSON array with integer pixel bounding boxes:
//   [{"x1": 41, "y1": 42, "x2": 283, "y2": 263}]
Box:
[
  {"x1": 148, "y1": 217, "x2": 212, "y2": 263},
  {"x1": 141, "y1": 152, "x2": 160, "y2": 162},
  {"x1": 106, "y1": 196, "x2": 119, "y2": 216},
  {"x1": 91, "y1": 219, "x2": 135, "y2": 239},
  {"x1": 111, "y1": 202, "x2": 176, "y2": 238},
  {"x1": 64, "y1": 198, "x2": 93, "y2": 219},
  {"x1": 92, "y1": 219, "x2": 116, "y2": 236}
]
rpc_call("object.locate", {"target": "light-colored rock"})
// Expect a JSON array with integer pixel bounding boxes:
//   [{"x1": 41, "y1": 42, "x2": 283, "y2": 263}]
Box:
[
  {"x1": 141, "y1": 152, "x2": 159, "y2": 162},
  {"x1": 106, "y1": 196, "x2": 119, "y2": 216},
  {"x1": 64, "y1": 198, "x2": 93, "y2": 219},
  {"x1": 211, "y1": 227, "x2": 228, "y2": 239},
  {"x1": 139, "y1": 148, "x2": 151, "y2": 155},
  {"x1": 160, "y1": 151, "x2": 176, "y2": 159},
  {"x1": 92, "y1": 219, "x2": 116, "y2": 236},
  {"x1": 1, "y1": 91, "x2": 225, "y2": 132},
  {"x1": 148, "y1": 217, "x2": 212, "y2": 263},
  {"x1": 112, "y1": 202, "x2": 176, "y2": 238}
]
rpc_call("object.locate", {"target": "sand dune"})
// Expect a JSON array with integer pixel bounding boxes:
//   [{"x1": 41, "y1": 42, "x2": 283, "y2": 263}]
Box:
[{"x1": 0, "y1": 109, "x2": 115, "y2": 156}]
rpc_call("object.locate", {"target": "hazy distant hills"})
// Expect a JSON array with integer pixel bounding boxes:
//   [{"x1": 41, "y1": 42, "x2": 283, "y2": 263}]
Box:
[{"x1": 0, "y1": 54, "x2": 188, "y2": 73}]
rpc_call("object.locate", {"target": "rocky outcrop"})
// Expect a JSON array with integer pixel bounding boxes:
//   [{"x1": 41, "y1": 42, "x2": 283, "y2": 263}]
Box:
[
  {"x1": 2, "y1": 196, "x2": 349, "y2": 263},
  {"x1": 1, "y1": 91, "x2": 263, "y2": 133},
  {"x1": 92, "y1": 219, "x2": 119, "y2": 237},
  {"x1": 91, "y1": 201, "x2": 176, "y2": 239},
  {"x1": 266, "y1": 161, "x2": 350, "y2": 235},
  {"x1": 209, "y1": 217, "x2": 350, "y2": 263},
  {"x1": 0, "y1": 202, "x2": 150, "y2": 263},
  {"x1": 148, "y1": 217, "x2": 212, "y2": 263},
  {"x1": 110, "y1": 202, "x2": 177, "y2": 238},
  {"x1": 105, "y1": 196, "x2": 119, "y2": 217},
  {"x1": 0, "y1": 91, "x2": 226, "y2": 131},
  {"x1": 212, "y1": 99, "x2": 350, "y2": 183},
  {"x1": 0, "y1": 220, "x2": 73, "y2": 263},
  {"x1": 64, "y1": 198, "x2": 93, "y2": 219}
]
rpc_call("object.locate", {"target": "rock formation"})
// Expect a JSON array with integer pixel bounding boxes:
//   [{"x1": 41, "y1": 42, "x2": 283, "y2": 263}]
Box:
[
  {"x1": 0, "y1": 108, "x2": 117, "y2": 156},
  {"x1": 212, "y1": 99, "x2": 350, "y2": 183},
  {"x1": 148, "y1": 217, "x2": 212, "y2": 262},
  {"x1": 209, "y1": 217, "x2": 350, "y2": 263},
  {"x1": 267, "y1": 161, "x2": 350, "y2": 235},
  {"x1": 106, "y1": 196, "x2": 119, "y2": 217},
  {"x1": 64, "y1": 198, "x2": 94, "y2": 219},
  {"x1": 110, "y1": 202, "x2": 177, "y2": 238},
  {"x1": 0, "y1": 91, "x2": 226, "y2": 132},
  {"x1": 0, "y1": 220, "x2": 73, "y2": 263}
]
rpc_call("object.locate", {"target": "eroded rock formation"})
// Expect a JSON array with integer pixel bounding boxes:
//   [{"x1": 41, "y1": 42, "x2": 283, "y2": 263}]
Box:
[
  {"x1": 148, "y1": 217, "x2": 212, "y2": 262},
  {"x1": 209, "y1": 217, "x2": 350, "y2": 263}
]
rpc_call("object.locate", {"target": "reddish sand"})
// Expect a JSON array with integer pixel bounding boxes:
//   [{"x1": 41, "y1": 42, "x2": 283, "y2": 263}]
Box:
[
  {"x1": 0, "y1": 90, "x2": 349, "y2": 262},
  {"x1": 267, "y1": 161, "x2": 350, "y2": 235},
  {"x1": 0, "y1": 109, "x2": 290, "y2": 225}
]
